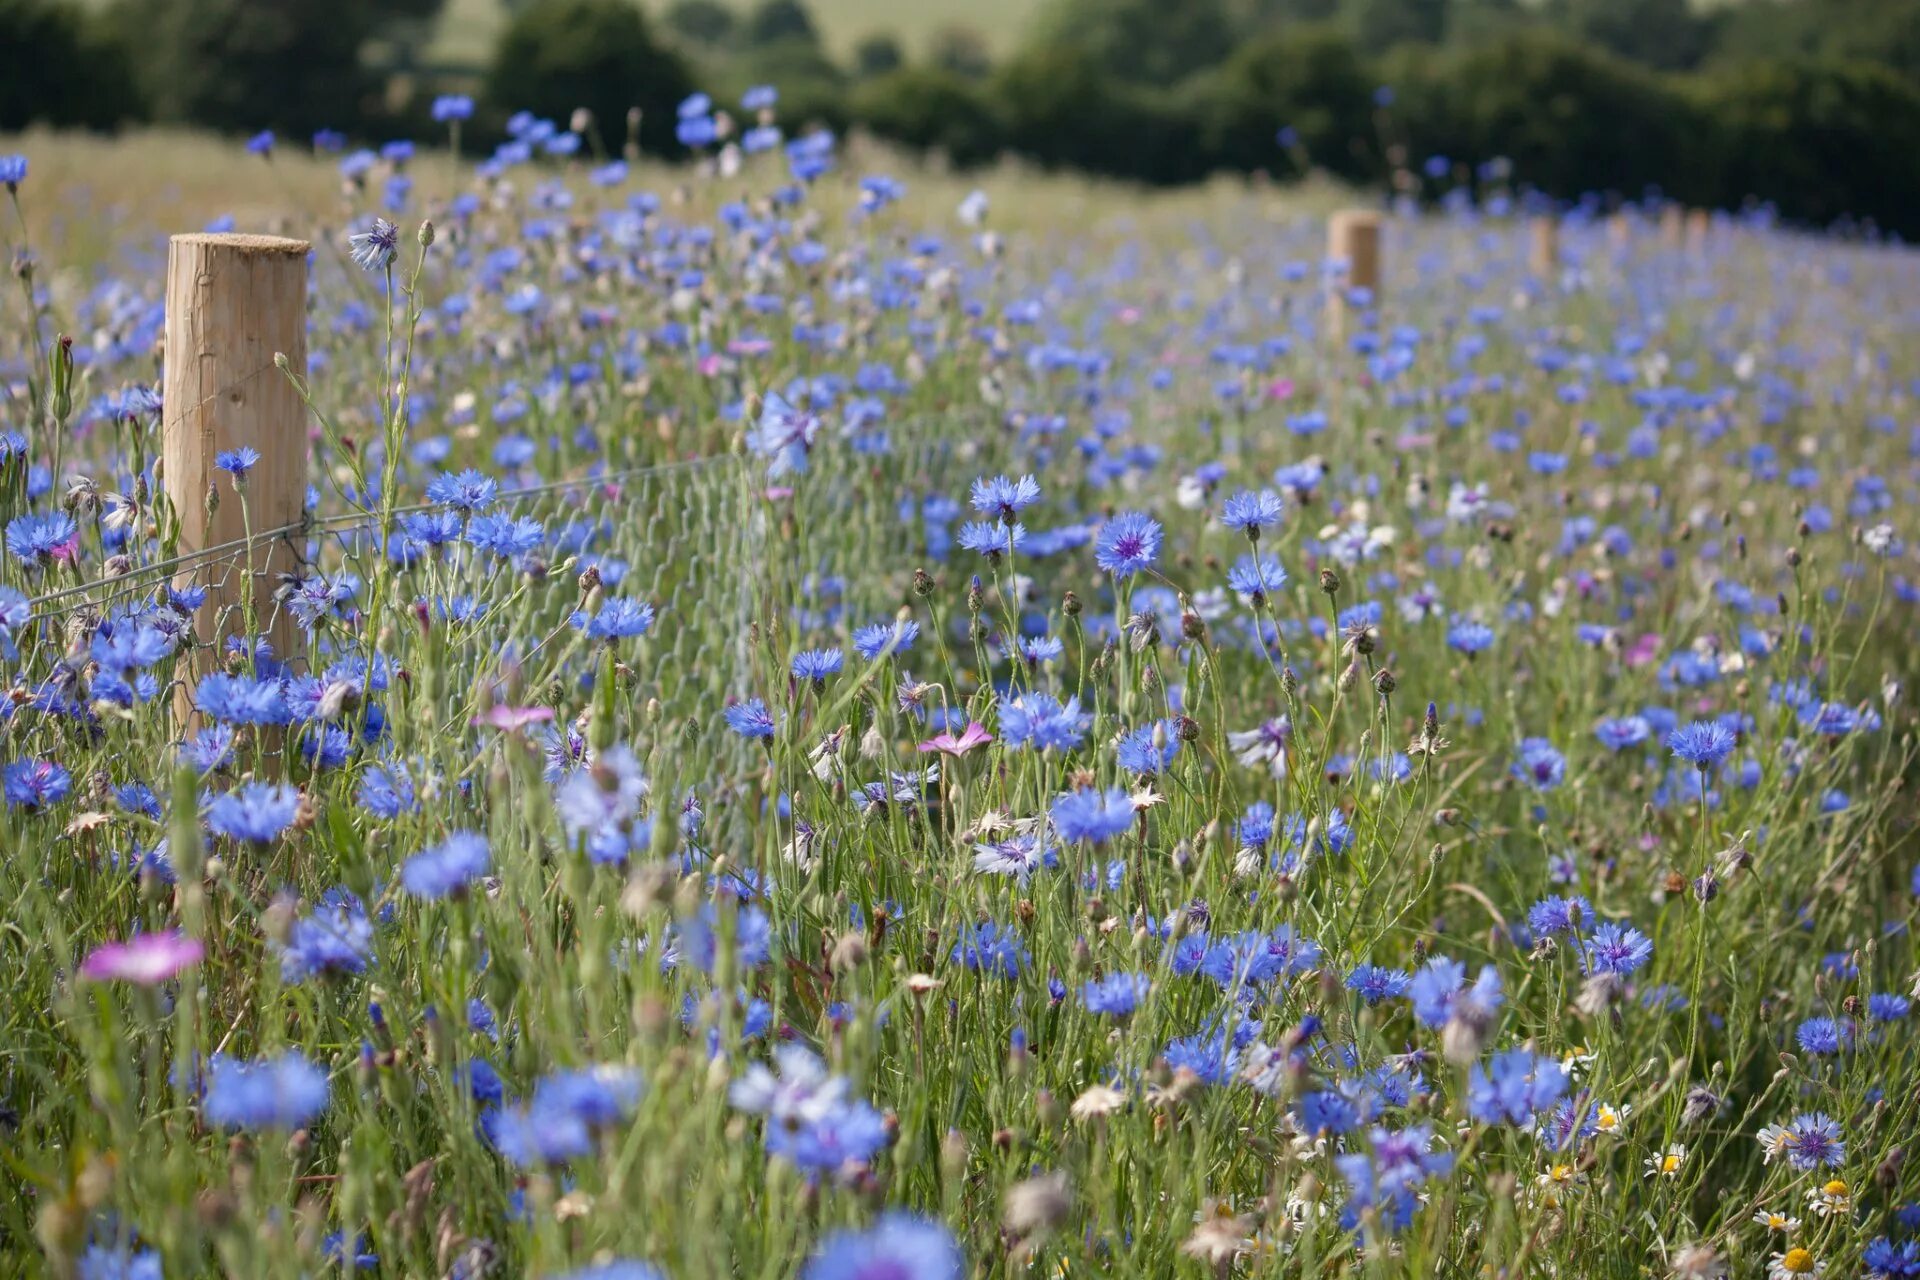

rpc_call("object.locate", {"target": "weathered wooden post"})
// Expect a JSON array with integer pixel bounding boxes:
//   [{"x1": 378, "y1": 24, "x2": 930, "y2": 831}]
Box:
[
  {"x1": 1326, "y1": 209, "x2": 1381, "y2": 340},
  {"x1": 1659, "y1": 204, "x2": 1685, "y2": 250},
  {"x1": 162, "y1": 233, "x2": 309, "y2": 720},
  {"x1": 1685, "y1": 208, "x2": 1710, "y2": 255},
  {"x1": 1528, "y1": 214, "x2": 1559, "y2": 278},
  {"x1": 1606, "y1": 212, "x2": 1632, "y2": 254}
]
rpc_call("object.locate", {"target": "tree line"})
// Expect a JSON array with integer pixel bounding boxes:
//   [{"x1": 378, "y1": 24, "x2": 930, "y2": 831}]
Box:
[{"x1": 5, "y1": 0, "x2": 1919, "y2": 236}]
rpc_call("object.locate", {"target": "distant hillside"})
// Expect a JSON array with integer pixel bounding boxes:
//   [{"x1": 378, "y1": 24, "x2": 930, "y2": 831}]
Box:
[{"x1": 427, "y1": 0, "x2": 1044, "y2": 66}]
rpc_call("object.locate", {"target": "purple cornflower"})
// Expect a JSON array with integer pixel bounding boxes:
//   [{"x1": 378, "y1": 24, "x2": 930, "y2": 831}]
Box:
[
  {"x1": 347, "y1": 217, "x2": 400, "y2": 271},
  {"x1": 1782, "y1": 1112, "x2": 1846, "y2": 1170},
  {"x1": 1512, "y1": 737, "x2": 1566, "y2": 790},
  {"x1": 1094, "y1": 511, "x2": 1162, "y2": 578}
]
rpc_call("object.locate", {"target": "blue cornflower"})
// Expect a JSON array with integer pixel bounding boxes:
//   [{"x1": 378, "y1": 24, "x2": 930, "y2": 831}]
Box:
[
  {"x1": 1018, "y1": 634, "x2": 1063, "y2": 665},
  {"x1": 466, "y1": 514, "x2": 545, "y2": 559},
  {"x1": 196, "y1": 672, "x2": 290, "y2": 725},
  {"x1": 1301, "y1": 1090, "x2": 1362, "y2": 1136},
  {"x1": 76, "y1": 1241, "x2": 163, "y2": 1280},
  {"x1": 3, "y1": 759, "x2": 72, "y2": 810},
  {"x1": 7, "y1": 511, "x2": 78, "y2": 564},
  {"x1": 431, "y1": 94, "x2": 474, "y2": 122},
  {"x1": 0, "y1": 155, "x2": 26, "y2": 190},
  {"x1": 202, "y1": 1051, "x2": 330, "y2": 1129},
  {"x1": 1221, "y1": 488, "x2": 1284, "y2": 538},
  {"x1": 678, "y1": 904, "x2": 772, "y2": 973},
  {"x1": 725, "y1": 698, "x2": 776, "y2": 740},
  {"x1": 1408, "y1": 956, "x2": 1502, "y2": 1029},
  {"x1": 401, "y1": 832, "x2": 491, "y2": 899},
  {"x1": 952, "y1": 921, "x2": 1029, "y2": 978},
  {"x1": 586, "y1": 598, "x2": 656, "y2": 641},
  {"x1": 1581, "y1": 922, "x2": 1653, "y2": 975},
  {"x1": 1094, "y1": 511, "x2": 1163, "y2": 578},
  {"x1": 791, "y1": 648, "x2": 845, "y2": 685},
  {"x1": 1864, "y1": 1237, "x2": 1920, "y2": 1279},
  {"x1": 999, "y1": 692, "x2": 1089, "y2": 752},
  {"x1": 956, "y1": 520, "x2": 1026, "y2": 560},
  {"x1": 1467, "y1": 1048, "x2": 1569, "y2": 1126},
  {"x1": 1527, "y1": 895, "x2": 1594, "y2": 938},
  {"x1": 1080, "y1": 971, "x2": 1150, "y2": 1017},
  {"x1": 426, "y1": 469, "x2": 499, "y2": 512},
  {"x1": 1868, "y1": 993, "x2": 1910, "y2": 1021},
  {"x1": 969, "y1": 474, "x2": 1041, "y2": 520},
  {"x1": 1447, "y1": 619, "x2": 1495, "y2": 655},
  {"x1": 765, "y1": 1093, "x2": 889, "y2": 1170},
  {"x1": 1594, "y1": 715, "x2": 1651, "y2": 751},
  {"x1": 1346, "y1": 964, "x2": 1411, "y2": 1004},
  {"x1": 1668, "y1": 719, "x2": 1738, "y2": 770},
  {"x1": 1115, "y1": 720, "x2": 1180, "y2": 776},
  {"x1": 357, "y1": 762, "x2": 419, "y2": 818},
  {"x1": 1050, "y1": 787, "x2": 1135, "y2": 844},
  {"x1": 347, "y1": 216, "x2": 400, "y2": 272},
  {"x1": 853, "y1": 619, "x2": 919, "y2": 660},
  {"x1": 279, "y1": 889, "x2": 373, "y2": 982},
  {"x1": 742, "y1": 84, "x2": 778, "y2": 112},
  {"x1": 1795, "y1": 1016, "x2": 1849, "y2": 1055},
  {"x1": 215, "y1": 446, "x2": 260, "y2": 479},
  {"x1": 205, "y1": 782, "x2": 300, "y2": 843},
  {"x1": 1226, "y1": 553, "x2": 1287, "y2": 602},
  {"x1": 803, "y1": 1212, "x2": 961, "y2": 1280},
  {"x1": 546, "y1": 1263, "x2": 664, "y2": 1280},
  {"x1": 1512, "y1": 737, "x2": 1566, "y2": 790},
  {"x1": 1201, "y1": 926, "x2": 1321, "y2": 989},
  {"x1": 487, "y1": 1065, "x2": 644, "y2": 1166}
]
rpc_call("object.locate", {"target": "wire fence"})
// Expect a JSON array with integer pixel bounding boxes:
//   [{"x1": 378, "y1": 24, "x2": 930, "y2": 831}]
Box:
[{"x1": 0, "y1": 412, "x2": 998, "y2": 763}]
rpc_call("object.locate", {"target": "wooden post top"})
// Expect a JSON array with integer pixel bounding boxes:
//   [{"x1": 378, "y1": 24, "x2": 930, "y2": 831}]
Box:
[{"x1": 170, "y1": 232, "x2": 311, "y2": 254}]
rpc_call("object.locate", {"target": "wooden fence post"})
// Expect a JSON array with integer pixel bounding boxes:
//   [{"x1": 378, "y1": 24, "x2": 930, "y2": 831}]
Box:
[
  {"x1": 1685, "y1": 208, "x2": 1710, "y2": 255},
  {"x1": 1527, "y1": 214, "x2": 1559, "y2": 278},
  {"x1": 162, "y1": 233, "x2": 309, "y2": 722},
  {"x1": 1660, "y1": 204, "x2": 1684, "y2": 250},
  {"x1": 1326, "y1": 209, "x2": 1381, "y2": 340}
]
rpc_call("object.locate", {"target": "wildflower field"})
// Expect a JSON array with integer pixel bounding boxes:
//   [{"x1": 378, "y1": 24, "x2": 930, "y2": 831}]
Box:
[{"x1": 2, "y1": 107, "x2": 1919, "y2": 1280}]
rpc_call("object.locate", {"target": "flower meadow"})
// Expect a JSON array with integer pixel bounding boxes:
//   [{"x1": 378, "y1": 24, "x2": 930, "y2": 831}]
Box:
[{"x1": 3, "y1": 102, "x2": 1920, "y2": 1280}]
